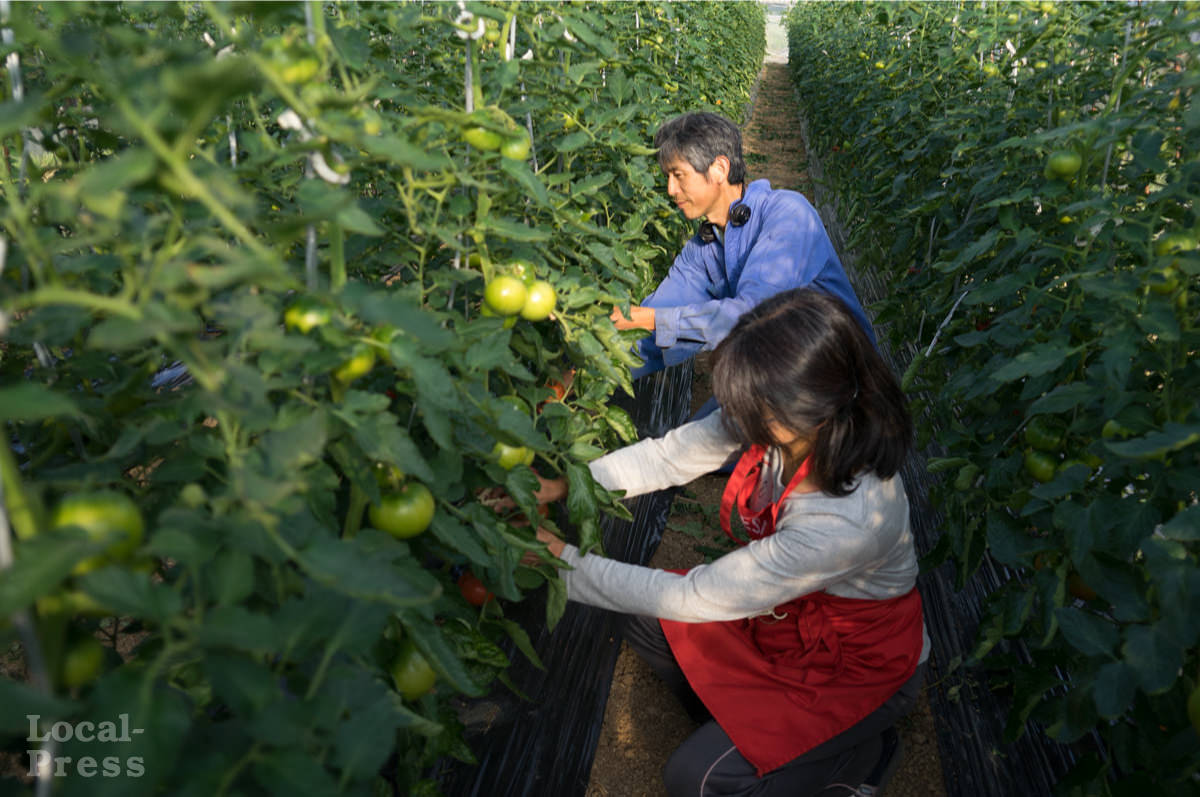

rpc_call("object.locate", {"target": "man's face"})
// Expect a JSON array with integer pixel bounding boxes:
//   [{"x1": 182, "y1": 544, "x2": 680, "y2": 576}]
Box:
[{"x1": 662, "y1": 157, "x2": 723, "y2": 221}]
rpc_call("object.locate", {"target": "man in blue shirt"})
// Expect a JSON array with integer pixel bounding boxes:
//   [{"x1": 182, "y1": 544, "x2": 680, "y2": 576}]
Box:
[{"x1": 612, "y1": 112, "x2": 873, "y2": 395}]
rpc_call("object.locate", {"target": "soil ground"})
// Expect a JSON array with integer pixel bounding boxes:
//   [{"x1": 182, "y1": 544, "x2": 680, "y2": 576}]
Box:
[{"x1": 584, "y1": 18, "x2": 948, "y2": 797}]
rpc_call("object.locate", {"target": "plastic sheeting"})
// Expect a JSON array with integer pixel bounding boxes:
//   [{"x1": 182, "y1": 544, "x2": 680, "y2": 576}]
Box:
[{"x1": 432, "y1": 360, "x2": 695, "y2": 797}]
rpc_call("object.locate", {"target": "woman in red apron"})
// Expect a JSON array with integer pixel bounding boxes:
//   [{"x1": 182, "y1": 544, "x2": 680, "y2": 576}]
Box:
[{"x1": 529, "y1": 288, "x2": 927, "y2": 796}]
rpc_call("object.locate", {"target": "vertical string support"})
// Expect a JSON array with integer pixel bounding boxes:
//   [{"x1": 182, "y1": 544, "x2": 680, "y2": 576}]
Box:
[
  {"x1": 510, "y1": 15, "x2": 538, "y2": 173},
  {"x1": 0, "y1": 9, "x2": 58, "y2": 792},
  {"x1": 1, "y1": 0, "x2": 29, "y2": 189},
  {"x1": 303, "y1": 0, "x2": 319, "y2": 291}
]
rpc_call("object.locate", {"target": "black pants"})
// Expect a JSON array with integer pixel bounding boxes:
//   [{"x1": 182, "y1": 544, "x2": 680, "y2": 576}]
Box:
[{"x1": 620, "y1": 613, "x2": 926, "y2": 797}]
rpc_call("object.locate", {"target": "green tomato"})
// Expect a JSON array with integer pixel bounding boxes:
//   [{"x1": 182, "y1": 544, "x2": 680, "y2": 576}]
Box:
[
  {"x1": 279, "y1": 57, "x2": 320, "y2": 84},
  {"x1": 1057, "y1": 458, "x2": 1092, "y2": 477},
  {"x1": 283, "y1": 297, "x2": 332, "y2": 334},
  {"x1": 51, "y1": 490, "x2": 145, "y2": 574},
  {"x1": 1023, "y1": 416, "x2": 1065, "y2": 452},
  {"x1": 333, "y1": 344, "x2": 376, "y2": 384},
  {"x1": 391, "y1": 639, "x2": 437, "y2": 700},
  {"x1": 1044, "y1": 150, "x2": 1082, "y2": 180},
  {"x1": 1147, "y1": 267, "x2": 1180, "y2": 295},
  {"x1": 484, "y1": 275, "x2": 528, "y2": 316},
  {"x1": 500, "y1": 132, "x2": 531, "y2": 161},
  {"x1": 492, "y1": 441, "x2": 534, "y2": 470},
  {"x1": 368, "y1": 483, "x2": 435, "y2": 539},
  {"x1": 1024, "y1": 449, "x2": 1058, "y2": 483},
  {"x1": 520, "y1": 280, "x2": 557, "y2": 321},
  {"x1": 61, "y1": 637, "x2": 105, "y2": 689},
  {"x1": 1101, "y1": 419, "x2": 1132, "y2": 439},
  {"x1": 179, "y1": 483, "x2": 207, "y2": 508},
  {"x1": 462, "y1": 126, "x2": 503, "y2": 152},
  {"x1": 1154, "y1": 231, "x2": 1197, "y2": 257},
  {"x1": 953, "y1": 463, "x2": 981, "y2": 491}
]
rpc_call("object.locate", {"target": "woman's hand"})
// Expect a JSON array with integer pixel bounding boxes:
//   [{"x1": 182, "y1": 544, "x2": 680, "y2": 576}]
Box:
[
  {"x1": 535, "y1": 525, "x2": 566, "y2": 558},
  {"x1": 478, "y1": 474, "x2": 568, "y2": 512}
]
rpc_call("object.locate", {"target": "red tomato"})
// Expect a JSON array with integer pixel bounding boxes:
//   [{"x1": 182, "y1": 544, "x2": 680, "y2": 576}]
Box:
[{"x1": 457, "y1": 571, "x2": 494, "y2": 606}]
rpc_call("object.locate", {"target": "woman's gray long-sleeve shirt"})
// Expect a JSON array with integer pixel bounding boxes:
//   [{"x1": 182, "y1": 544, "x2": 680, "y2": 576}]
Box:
[{"x1": 558, "y1": 411, "x2": 930, "y2": 660}]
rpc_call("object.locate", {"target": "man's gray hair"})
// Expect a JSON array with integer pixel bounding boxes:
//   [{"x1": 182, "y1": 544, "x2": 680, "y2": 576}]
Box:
[{"x1": 654, "y1": 112, "x2": 747, "y2": 185}]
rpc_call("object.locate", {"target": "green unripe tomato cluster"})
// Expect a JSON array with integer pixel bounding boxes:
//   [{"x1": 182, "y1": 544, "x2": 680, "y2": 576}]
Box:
[{"x1": 483, "y1": 274, "x2": 557, "y2": 322}]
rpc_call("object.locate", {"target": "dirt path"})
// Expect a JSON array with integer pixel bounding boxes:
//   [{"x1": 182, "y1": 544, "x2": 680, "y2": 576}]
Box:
[{"x1": 585, "y1": 49, "x2": 948, "y2": 797}]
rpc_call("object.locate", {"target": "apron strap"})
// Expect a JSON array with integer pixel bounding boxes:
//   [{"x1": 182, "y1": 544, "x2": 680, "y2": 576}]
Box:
[{"x1": 720, "y1": 445, "x2": 765, "y2": 541}]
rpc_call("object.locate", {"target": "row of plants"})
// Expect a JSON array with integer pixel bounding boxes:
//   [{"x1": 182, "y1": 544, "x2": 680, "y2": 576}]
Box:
[
  {"x1": 787, "y1": 1, "x2": 1198, "y2": 793},
  {"x1": 0, "y1": 2, "x2": 765, "y2": 794}
]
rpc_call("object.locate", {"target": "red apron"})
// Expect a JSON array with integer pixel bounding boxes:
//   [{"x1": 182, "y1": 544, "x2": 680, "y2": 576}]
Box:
[{"x1": 660, "y1": 446, "x2": 924, "y2": 776}]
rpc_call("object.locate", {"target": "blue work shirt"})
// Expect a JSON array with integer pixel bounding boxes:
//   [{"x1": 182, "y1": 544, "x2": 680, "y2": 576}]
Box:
[{"x1": 632, "y1": 179, "x2": 875, "y2": 379}]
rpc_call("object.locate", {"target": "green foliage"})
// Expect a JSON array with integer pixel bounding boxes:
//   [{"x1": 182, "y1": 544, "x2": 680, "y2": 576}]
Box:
[
  {"x1": 788, "y1": 1, "x2": 1200, "y2": 792},
  {"x1": 0, "y1": 0, "x2": 765, "y2": 791}
]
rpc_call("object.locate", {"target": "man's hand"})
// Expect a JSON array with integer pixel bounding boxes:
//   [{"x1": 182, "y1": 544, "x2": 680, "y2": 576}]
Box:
[{"x1": 610, "y1": 305, "x2": 656, "y2": 331}]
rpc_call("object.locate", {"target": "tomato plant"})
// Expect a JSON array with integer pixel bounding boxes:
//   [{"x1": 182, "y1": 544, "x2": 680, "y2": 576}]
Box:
[
  {"x1": 0, "y1": 0, "x2": 766, "y2": 792},
  {"x1": 789, "y1": 2, "x2": 1199, "y2": 792}
]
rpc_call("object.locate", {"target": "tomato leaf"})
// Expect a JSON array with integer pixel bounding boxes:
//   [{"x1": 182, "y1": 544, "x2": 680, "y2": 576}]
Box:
[
  {"x1": 1028, "y1": 383, "x2": 1095, "y2": 415},
  {"x1": 1054, "y1": 607, "x2": 1120, "y2": 658},
  {"x1": 498, "y1": 157, "x2": 549, "y2": 207},
  {"x1": 296, "y1": 533, "x2": 441, "y2": 609},
  {"x1": 0, "y1": 678, "x2": 77, "y2": 734},
  {"x1": 0, "y1": 530, "x2": 106, "y2": 616},
  {"x1": 544, "y1": 575, "x2": 568, "y2": 631},
  {"x1": 0, "y1": 383, "x2": 82, "y2": 421},
  {"x1": 1160, "y1": 503, "x2": 1200, "y2": 541},
  {"x1": 361, "y1": 133, "x2": 451, "y2": 170},
  {"x1": 429, "y1": 513, "x2": 491, "y2": 569},
  {"x1": 1092, "y1": 660, "x2": 1135, "y2": 719},
  {"x1": 490, "y1": 617, "x2": 545, "y2": 671},
  {"x1": 476, "y1": 215, "x2": 550, "y2": 242},
  {"x1": 1104, "y1": 422, "x2": 1200, "y2": 460},
  {"x1": 988, "y1": 340, "x2": 1077, "y2": 383},
  {"x1": 565, "y1": 462, "x2": 601, "y2": 551},
  {"x1": 1121, "y1": 622, "x2": 1185, "y2": 695},
  {"x1": 192, "y1": 606, "x2": 282, "y2": 654}
]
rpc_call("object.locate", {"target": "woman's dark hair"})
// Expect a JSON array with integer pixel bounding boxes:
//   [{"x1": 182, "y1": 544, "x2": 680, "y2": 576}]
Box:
[
  {"x1": 711, "y1": 289, "x2": 912, "y2": 496},
  {"x1": 654, "y1": 112, "x2": 747, "y2": 185}
]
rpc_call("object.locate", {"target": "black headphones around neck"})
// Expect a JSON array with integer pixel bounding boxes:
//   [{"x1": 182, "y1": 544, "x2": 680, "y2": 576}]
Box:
[{"x1": 698, "y1": 195, "x2": 752, "y2": 244}]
